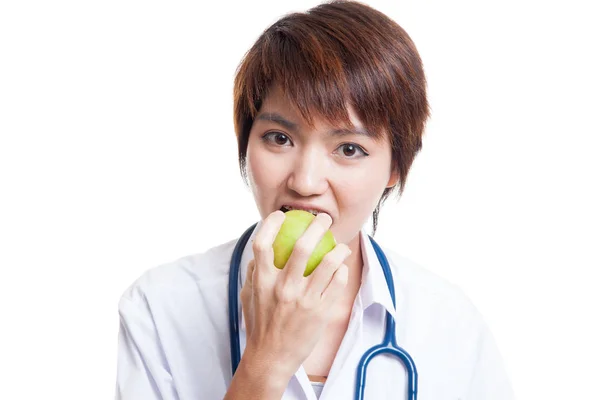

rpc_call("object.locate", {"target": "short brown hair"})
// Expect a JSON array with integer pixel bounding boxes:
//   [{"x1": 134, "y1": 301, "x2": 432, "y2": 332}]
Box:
[{"x1": 233, "y1": 0, "x2": 429, "y2": 234}]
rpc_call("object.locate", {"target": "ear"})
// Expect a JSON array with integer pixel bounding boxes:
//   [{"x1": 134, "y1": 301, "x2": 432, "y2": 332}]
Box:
[{"x1": 386, "y1": 168, "x2": 400, "y2": 188}]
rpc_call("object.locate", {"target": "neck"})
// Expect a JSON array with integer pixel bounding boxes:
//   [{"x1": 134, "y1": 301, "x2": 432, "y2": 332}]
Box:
[{"x1": 336, "y1": 233, "x2": 363, "y2": 314}]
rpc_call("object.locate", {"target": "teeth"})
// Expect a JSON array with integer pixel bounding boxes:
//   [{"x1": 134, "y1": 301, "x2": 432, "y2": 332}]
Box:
[{"x1": 282, "y1": 205, "x2": 320, "y2": 216}]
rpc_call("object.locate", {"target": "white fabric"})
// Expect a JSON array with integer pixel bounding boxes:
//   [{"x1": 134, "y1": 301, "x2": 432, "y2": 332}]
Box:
[
  {"x1": 311, "y1": 382, "x2": 324, "y2": 399},
  {"x1": 115, "y1": 224, "x2": 515, "y2": 399}
]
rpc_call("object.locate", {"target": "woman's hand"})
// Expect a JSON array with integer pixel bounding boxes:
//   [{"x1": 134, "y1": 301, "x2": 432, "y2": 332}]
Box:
[{"x1": 239, "y1": 210, "x2": 352, "y2": 382}]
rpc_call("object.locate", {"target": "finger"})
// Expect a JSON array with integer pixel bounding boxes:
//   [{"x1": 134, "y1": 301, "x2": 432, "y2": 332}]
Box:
[
  {"x1": 252, "y1": 210, "x2": 286, "y2": 270},
  {"x1": 283, "y1": 212, "x2": 333, "y2": 281},
  {"x1": 240, "y1": 259, "x2": 256, "y2": 304},
  {"x1": 241, "y1": 261, "x2": 255, "y2": 334},
  {"x1": 321, "y1": 263, "x2": 349, "y2": 304},
  {"x1": 245, "y1": 259, "x2": 256, "y2": 287},
  {"x1": 306, "y1": 244, "x2": 351, "y2": 295}
]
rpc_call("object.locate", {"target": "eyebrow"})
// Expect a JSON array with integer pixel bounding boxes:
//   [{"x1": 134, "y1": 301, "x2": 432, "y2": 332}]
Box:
[
  {"x1": 255, "y1": 112, "x2": 376, "y2": 138},
  {"x1": 255, "y1": 112, "x2": 299, "y2": 132}
]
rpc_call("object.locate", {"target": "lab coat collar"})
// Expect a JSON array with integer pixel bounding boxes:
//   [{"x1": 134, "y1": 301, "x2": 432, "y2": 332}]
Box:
[
  {"x1": 358, "y1": 229, "x2": 397, "y2": 316},
  {"x1": 238, "y1": 223, "x2": 397, "y2": 332}
]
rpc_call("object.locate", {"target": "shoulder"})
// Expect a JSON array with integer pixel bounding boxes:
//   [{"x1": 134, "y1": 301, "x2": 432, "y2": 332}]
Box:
[
  {"x1": 119, "y1": 237, "x2": 239, "y2": 307},
  {"x1": 382, "y1": 245, "x2": 464, "y2": 296},
  {"x1": 377, "y1": 246, "x2": 514, "y2": 397},
  {"x1": 382, "y1": 245, "x2": 483, "y2": 322}
]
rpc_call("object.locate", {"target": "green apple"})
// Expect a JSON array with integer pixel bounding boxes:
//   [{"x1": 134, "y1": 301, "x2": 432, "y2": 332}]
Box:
[{"x1": 272, "y1": 210, "x2": 336, "y2": 276}]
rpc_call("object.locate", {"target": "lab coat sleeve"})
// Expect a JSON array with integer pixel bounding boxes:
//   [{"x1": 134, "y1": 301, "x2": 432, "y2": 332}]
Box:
[
  {"x1": 464, "y1": 315, "x2": 515, "y2": 400},
  {"x1": 115, "y1": 293, "x2": 179, "y2": 400}
]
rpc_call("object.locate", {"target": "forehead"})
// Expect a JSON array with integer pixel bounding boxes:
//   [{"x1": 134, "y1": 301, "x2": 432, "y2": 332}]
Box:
[{"x1": 257, "y1": 85, "x2": 364, "y2": 132}]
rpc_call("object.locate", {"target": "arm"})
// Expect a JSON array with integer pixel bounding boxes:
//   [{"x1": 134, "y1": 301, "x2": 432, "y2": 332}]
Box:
[{"x1": 223, "y1": 347, "x2": 290, "y2": 400}]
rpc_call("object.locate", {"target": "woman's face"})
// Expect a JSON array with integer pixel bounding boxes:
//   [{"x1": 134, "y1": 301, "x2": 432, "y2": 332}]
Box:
[{"x1": 246, "y1": 86, "x2": 398, "y2": 247}]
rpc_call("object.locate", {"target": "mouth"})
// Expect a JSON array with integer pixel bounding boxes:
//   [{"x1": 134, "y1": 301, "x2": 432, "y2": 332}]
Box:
[{"x1": 280, "y1": 204, "x2": 329, "y2": 218}]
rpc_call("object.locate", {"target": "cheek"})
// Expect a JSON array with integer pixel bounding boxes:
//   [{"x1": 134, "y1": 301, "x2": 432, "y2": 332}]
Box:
[
  {"x1": 247, "y1": 141, "x2": 282, "y2": 195},
  {"x1": 342, "y1": 179, "x2": 381, "y2": 210},
  {"x1": 337, "y1": 163, "x2": 390, "y2": 211}
]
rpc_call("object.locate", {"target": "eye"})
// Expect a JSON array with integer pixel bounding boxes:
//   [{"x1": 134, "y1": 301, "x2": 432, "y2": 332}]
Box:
[
  {"x1": 262, "y1": 132, "x2": 292, "y2": 146},
  {"x1": 336, "y1": 143, "x2": 369, "y2": 158}
]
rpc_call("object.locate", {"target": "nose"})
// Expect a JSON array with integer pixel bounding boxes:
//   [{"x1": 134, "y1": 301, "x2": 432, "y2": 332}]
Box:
[{"x1": 286, "y1": 147, "x2": 329, "y2": 197}]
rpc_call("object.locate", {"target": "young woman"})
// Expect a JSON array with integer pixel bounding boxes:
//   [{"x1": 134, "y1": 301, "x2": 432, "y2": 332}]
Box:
[{"x1": 116, "y1": 1, "x2": 514, "y2": 399}]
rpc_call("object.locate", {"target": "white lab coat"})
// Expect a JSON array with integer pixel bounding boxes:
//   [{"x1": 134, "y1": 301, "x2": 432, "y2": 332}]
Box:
[{"x1": 115, "y1": 225, "x2": 514, "y2": 399}]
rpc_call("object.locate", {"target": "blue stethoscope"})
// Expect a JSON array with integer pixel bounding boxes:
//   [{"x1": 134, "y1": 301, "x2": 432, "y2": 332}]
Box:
[{"x1": 228, "y1": 223, "x2": 418, "y2": 399}]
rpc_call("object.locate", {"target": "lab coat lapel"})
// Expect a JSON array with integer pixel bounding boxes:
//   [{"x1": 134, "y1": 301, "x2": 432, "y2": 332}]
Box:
[
  {"x1": 323, "y1": 229, "x2": 407, "y2": 399},
  {"x1": 359, "y1": 229, "x2": 397, "y2": 316},
  {"x1": 287, "y1": 365, "x2": 317, "y2": 400}
]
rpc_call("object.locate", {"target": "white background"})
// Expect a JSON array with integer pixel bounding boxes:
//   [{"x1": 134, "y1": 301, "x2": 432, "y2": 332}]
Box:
[{"x1": 1, "y1": 0, "x2": 598, "y2": 398}]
